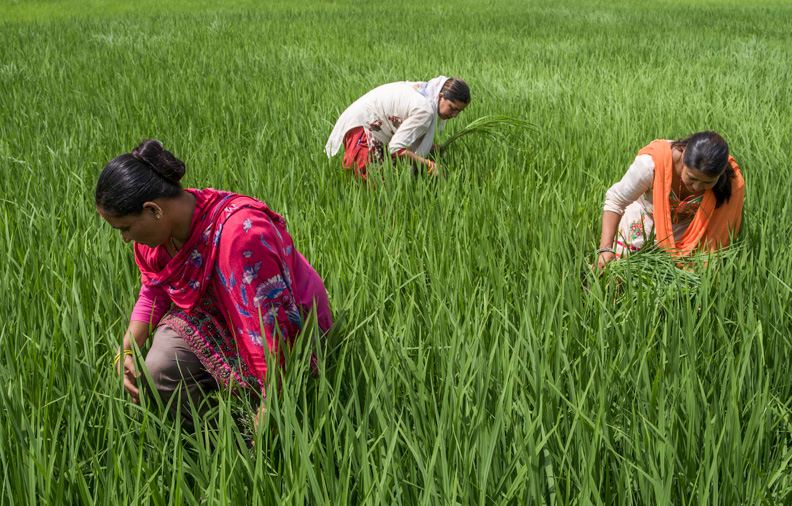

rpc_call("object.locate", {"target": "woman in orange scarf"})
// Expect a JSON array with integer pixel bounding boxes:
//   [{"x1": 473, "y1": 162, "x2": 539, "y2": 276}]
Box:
[{"x1": 597, "y1": 131, "x2": 745, "y2": 269}]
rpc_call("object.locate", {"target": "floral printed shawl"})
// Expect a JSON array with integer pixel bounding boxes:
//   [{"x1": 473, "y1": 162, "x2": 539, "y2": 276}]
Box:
[{"x1": 135, "y1": 188, "x2": 304, "y2": 386}]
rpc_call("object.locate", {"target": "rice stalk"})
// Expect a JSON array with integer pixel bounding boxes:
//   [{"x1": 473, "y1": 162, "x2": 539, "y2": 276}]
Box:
[{"x1": 437, "y1": 115, "x2": 541, "y2": 151}]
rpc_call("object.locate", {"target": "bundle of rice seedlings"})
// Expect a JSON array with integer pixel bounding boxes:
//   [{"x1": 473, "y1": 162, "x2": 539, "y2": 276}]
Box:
[
  {"x1": 610, "y1": 246, "x2": 703, "y2": 292},
  {"x1": 584, "y1": 244, "x2": 712, "y2": 314},
  {"x1": 606, "y1": 246, "x2": 736, "y2": 318},
  {"x1": 437, "y1": 115, "x2": 541, "y2": 151}
]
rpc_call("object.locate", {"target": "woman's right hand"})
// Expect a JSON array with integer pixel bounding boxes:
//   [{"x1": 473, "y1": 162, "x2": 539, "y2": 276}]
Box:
[
  {"x1": 427, "y1": 161, "x2": 445, "y2": 178},
  {"x1": 117, "y1": 353, "x2": 140, "y2": 403},
  {"x1": 117, "y1": 320, "x2": 150, "y2": 403},
  {"x1": 597, "y1": 251, "x2": 616, "y2": 270}
]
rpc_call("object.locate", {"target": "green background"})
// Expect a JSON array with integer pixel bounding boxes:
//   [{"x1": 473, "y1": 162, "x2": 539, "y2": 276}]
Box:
[{"x1": 1, "y1": 0, "x2": 791, "y2": 503}]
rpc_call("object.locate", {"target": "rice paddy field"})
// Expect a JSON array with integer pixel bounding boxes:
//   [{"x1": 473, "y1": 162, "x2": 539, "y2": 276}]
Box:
[{"x1": 2, "y1": 0, "x2": 792, "y2": 503}]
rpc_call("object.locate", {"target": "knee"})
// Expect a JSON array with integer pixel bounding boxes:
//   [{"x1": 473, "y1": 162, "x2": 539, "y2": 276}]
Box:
[
  {"x1": 143, "y1": 326, "x2": 187, "y2": 397},
  {"x1": 143, "y1": 352, "x2": 174, "y2": 394}
]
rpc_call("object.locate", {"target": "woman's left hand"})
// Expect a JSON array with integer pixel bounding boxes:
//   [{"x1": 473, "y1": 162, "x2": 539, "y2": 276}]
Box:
[
  {"x1": 253, "y1": 402, "x2": 267, "y2": 432},
  {"x1": 597, "y1": 251, "x2": 616, "y2": 270}
]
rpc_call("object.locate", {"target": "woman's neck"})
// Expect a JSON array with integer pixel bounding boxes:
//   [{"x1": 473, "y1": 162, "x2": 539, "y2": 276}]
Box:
[
  {"x1": 166, "y1": 191, "x2": 197, "y2": 247},
  {"x1": 670, "y1": 150, "x2": 703, "y2": 200},
  {"x1": 671, "y1": 148, "x2": 683, "y2": 178}
]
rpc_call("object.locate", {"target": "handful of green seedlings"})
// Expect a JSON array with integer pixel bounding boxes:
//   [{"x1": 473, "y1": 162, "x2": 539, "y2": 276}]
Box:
[
  {"x1": 593, "y1": 244, "x2": 739, "y2": 315},
  {"x1": 437, "y1": 114, "x2": 541, "y2": 151}
]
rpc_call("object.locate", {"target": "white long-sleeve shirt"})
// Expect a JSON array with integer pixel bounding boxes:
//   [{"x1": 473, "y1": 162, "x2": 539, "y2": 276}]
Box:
[
  {"x1": 325, "y1": 82, "x2": 440, "y2": 157},
  {"x1": 603, "y1": 148, "x2": 696, "y2": 239},
  {"x1": 604, "y1": 154, "x2": 656, "y2": 216}
]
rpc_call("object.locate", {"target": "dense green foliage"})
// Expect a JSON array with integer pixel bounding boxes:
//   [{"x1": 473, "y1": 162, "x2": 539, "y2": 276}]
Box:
[{"x1": 1, "y1": 0, "x2": 791, "y2": 503}]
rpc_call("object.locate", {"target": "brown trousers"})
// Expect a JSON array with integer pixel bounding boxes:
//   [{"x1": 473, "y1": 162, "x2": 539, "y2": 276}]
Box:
[{"x1": 142, "y1": 324, "x2": 219, "y2": 430}]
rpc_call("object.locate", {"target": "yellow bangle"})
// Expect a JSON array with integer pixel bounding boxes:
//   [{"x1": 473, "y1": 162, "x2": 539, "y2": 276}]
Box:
[{"x1": 114, "y1": 350, "x2": 133, "y2": 366}]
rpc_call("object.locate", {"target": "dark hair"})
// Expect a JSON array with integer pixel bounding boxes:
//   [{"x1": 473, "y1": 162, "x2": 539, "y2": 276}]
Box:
[
  {"x1": 95, "y1": 139, "x2": 185, "y2": 216},
  {"x1": 671, "y1": 131, "x2": 733, "y2": 207},
  {"x1": 441, "y1": 78, "x2": 470, "y2": 104}
]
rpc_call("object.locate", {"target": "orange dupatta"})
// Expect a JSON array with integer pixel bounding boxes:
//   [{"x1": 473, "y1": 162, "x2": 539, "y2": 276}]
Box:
[{"x1": 639, "y1": 139, "x2": 745, "y2": 257}]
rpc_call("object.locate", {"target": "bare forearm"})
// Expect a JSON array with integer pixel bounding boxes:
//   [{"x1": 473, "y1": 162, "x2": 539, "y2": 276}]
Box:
[
  {"x1": 395, "y1": 149, "x2": 432, "y2": 168},
  {"x1": 600, "y1": 211, "x2": 622, "y2": 249},
  {"x1": 121, "y1": 320, "x2": 151, "y2": 351}
]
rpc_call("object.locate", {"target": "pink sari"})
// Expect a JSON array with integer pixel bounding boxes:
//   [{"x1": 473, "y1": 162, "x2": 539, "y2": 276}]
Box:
[{"x1": 135, "y1": 188, "x2": 331, "y2": 394}]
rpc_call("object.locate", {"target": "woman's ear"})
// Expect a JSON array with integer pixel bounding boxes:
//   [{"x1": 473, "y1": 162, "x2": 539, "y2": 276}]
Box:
[{"x1": 142, "y1": 202, "x2": 164, "y2": 219}]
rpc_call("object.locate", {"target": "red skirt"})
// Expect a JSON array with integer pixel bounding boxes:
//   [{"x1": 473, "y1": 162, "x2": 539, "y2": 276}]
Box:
[
  {"x1": 342, "y1": 127, "x2": 371, "y2": 179},
  {"x1": 342, "y1": 127, "x2": 405, "y2": 180}
]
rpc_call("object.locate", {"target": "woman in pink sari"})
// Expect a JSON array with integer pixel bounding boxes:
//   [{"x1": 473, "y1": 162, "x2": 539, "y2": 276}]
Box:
[{"x1": 96, "y1": 139, "x2": 332, "y2": 429}]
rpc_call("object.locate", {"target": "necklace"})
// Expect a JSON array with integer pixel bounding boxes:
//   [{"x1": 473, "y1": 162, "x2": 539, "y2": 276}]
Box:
[
  {"x1": 678, "y1": 176, "x2": 683, "y2": 201},
  {"x1": 169, "y1": 236, "x2": 179, "y2": 253}
]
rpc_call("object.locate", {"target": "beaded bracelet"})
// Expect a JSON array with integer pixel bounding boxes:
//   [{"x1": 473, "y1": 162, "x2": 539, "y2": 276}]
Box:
[{"x1": 596, "y1": 247, "x2": 616, "y2": 256}]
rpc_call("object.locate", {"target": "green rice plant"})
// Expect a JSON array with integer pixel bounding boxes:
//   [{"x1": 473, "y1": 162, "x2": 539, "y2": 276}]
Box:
[
  {"x1": 604, "y1": 244, "x2": 700, "y2": 288},
  {"x1": 583, "y1": 248, "x2": 703, "y2": 337},
  {"x1": 0, "y1": 0, "x2": 791, "y2": 503},
  {"x1": 436, "y1": 114, "x2": 542, "y2": 152}
]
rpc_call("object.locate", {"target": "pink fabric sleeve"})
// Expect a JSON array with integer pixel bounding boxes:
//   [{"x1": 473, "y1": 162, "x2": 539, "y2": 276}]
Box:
[
  {"x1": 292, "y1": 251, "x2": 333, "y2": 332},
  {"x1": 130, "y1": 283, "x2": 171, "y2": 326}
]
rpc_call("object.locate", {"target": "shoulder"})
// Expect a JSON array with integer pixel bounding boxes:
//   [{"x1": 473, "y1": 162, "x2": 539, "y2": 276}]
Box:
[
  {"x1": 630, "y1": 154, "x2": 656, "y2": 186},
  {"x1": 632, "y1": 154, "x2": 655, "y2": 172},
  {"x1": 222, "y1": 207, "x2": 280, "y2": 233},
  {"x1": 637, "y1": 139, "x2": 673, "y2": 161},
  {"x1": 385, "y1": 82, "x2": 428, "y2": 102},
  {"x1": 367, "y1": 82, "x2": 410, "y2": 98},
  {"x1": 611, "y1": 154, "x2": 655, "y2": 193},
  {"x1": 403, "y1": 96, "x2": 434, "y2": 122},
  {"x1": 218, "y1": 208, "x2": 291, "y2": 250},
  {"x1": 728, "y1": 155, "x2": 745, "y2": 192}
]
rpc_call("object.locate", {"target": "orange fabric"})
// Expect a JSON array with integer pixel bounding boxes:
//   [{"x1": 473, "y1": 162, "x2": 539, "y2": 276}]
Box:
[{"x1": 639, "y1": 139, "x2": 745, "y2": 257}]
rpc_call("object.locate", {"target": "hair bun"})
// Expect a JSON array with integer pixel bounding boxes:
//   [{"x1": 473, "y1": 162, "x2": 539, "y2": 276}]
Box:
[
  {"x1": 131, "y1": 139, "x2": 186, "y2": 184},
  {"x1": 442, "y1": 78, "x2": 471, "y2": 104}
]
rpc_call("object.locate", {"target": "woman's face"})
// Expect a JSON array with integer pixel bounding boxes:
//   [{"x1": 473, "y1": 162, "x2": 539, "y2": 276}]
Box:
[
  {"x1": 438, "y1": 93, "x2": 468, "y2": 120},
  {"x1": 100, "y1": 205, "x2": 168, "y2": 248},
  {"x1": 681, "y1": 165, "x2": 721, "y2": 193}
]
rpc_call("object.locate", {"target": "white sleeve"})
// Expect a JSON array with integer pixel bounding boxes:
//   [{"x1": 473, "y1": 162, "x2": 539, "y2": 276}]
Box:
[
  {"x1": 388, "y1": 107, "x2": 434, "y2": 154},
  {"x1": 603, "y1": 154, "x2": 655, "y2": 215}
]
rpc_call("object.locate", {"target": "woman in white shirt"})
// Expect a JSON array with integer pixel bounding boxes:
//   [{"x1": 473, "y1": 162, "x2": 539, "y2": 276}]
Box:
[{"x1": 325, "y1": 76, "x2": 470, "y2": 179}]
